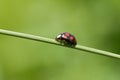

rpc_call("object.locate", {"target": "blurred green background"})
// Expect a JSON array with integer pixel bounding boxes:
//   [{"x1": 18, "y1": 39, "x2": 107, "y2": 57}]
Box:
[{"x1": 0, "y1": 0, "x2": 120, "y2": 80}]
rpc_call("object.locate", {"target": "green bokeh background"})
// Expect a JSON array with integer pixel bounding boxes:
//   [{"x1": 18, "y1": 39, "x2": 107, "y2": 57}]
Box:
[{"x1": 0, "y1": 0, "x2": 120, "y2": 80}]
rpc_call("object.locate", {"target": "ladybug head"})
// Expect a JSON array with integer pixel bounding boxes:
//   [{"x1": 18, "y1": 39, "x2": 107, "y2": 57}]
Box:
[{"x1": 55, "y1": 34, "x2": 62, "y2": 41}]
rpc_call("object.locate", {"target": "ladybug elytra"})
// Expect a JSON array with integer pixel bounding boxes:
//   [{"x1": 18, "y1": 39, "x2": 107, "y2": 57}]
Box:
[{"x1": 55, "y1": 32, "x2": 77, "y2": 47}]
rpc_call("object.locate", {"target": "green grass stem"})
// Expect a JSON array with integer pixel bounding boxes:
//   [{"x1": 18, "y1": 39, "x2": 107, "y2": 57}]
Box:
[{"x1": 0, "y1": 29, "x2": 120, "y2": 59}]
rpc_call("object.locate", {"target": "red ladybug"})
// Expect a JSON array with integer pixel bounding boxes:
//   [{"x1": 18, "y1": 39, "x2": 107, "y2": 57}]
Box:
[{"x1": 55, "y1": 32, "x2": 77, "y2": 47}]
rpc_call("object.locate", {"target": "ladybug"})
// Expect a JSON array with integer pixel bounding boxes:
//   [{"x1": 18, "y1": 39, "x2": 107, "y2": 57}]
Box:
[{"x1": 55, "y1": 32, "x2": 77, "y2": 47}]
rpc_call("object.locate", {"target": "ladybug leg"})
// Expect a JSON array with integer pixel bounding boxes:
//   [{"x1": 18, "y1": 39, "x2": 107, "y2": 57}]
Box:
[
  {"x1": 66, "y1": 41, "x2": 75, "y2": 47},
  {"x1": 61, "y1": 40, "x2": 66, "y2": 45},
  {"x1": 71, "y1": 45, "x2": 75, "y2": 47}
]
